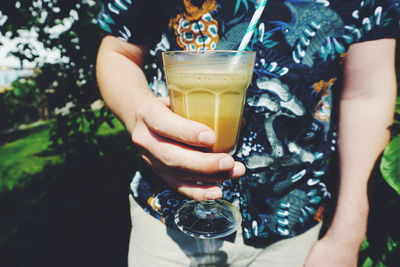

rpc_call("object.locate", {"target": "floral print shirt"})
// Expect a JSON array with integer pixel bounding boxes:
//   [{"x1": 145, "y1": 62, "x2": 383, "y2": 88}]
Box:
[{"x1": 98, "y1": 0, "x2": 399, "y2": 246}]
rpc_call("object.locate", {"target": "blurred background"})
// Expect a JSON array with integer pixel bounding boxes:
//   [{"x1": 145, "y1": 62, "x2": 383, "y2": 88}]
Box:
[{"x1": 0, "y1": 1, "x2": 399, "y2": 266}]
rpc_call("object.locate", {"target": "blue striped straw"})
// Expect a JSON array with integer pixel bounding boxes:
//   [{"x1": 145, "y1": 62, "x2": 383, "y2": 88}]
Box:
[{"x1": 238, "y1": 0, "x2": 269, "y2": 51}]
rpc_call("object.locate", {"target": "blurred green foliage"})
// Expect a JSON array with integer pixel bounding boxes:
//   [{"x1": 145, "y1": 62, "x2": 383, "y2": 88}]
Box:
[
  {"x1": 381, "y1": 134, "x2": 400, "y2": 195},
  {"x1": 0, "y1": 75, "x2": 50, "y2": 130},
  {"x1": 359, "y1": 96, "x2": 400, "y2": 266},
  {"x1": 0, "y1": 125, "x2": 137, "y2": 267},
  {"x1": 1, "y1": 0, "x2": 115, "y2": 159},
  {"x1": 0, "y1": 123, "x2": 60, "y2": 191},
  {"x1": 0, "y1": 118, "x2": 125, "y2": 193},
  {"x1": 0, "y1": 1, "x2": 137, "y2": 266},
  {"x1": 380, "y1": 97, "x2": 400, "y2": 195}
]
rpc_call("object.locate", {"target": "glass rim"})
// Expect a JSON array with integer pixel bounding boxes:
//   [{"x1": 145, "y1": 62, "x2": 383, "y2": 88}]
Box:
[{"x1": 162, "y1": 50, "x2": 256, "y2": 55}]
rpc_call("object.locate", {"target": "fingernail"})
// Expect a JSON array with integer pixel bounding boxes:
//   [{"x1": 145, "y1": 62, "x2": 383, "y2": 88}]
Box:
[
  {"x1": 205, "y1": 188, "x2": 222, "y2": 200},
  {"x1": 232, "y1": 163, "x2": 246, "y2": 176},
  {"x1": 198, "y1": 131, "x2": 216, "y2": 144},
  {"x1": 219, "y1": 157, "x2": 234, "y2": 170}
]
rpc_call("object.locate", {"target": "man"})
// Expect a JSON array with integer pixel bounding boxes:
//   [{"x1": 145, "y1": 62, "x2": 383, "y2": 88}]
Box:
[{"x1": 96, "y1": 0, "x2": 399, "y2": 266}]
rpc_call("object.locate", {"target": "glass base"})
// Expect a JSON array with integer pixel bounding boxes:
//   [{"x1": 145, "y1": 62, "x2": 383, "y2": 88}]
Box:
[{"x1": 174, "y1": 199, "x2": 242, "y2": 239}]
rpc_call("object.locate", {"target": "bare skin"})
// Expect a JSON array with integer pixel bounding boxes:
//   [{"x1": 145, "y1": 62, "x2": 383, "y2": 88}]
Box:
[
  {"x1": 305, "y1": 39, "x2": 397, "y2": 266},
  {"x1": 96, "y1": 35, "x2": 246, "y2": 201},
  {"x1": 96, "y1": 35, "x2": 397, "y2": 265}
]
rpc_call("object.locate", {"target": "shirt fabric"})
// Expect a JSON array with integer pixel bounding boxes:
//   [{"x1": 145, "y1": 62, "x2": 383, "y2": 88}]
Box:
[{"x1": 98, "y1": 0, "x2": 399, "y2": 247}]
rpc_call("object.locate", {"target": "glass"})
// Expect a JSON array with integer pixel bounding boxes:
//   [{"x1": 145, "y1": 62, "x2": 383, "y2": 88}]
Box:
[{"x1": 162, "y1": 50, "x2": 256, "y2": 239}]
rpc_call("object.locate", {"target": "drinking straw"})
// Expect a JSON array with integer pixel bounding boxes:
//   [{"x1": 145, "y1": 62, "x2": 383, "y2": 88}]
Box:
[{"x1": 238, "y1": 0, "x2": 269, "y2": 51}]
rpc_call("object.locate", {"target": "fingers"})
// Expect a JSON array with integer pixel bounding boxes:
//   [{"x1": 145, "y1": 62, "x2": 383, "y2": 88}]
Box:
[
  {"x1": 142, "y1": 152, "x2": 246, "y2": 201},
  {"x1": 143, "y1": 151, "x2": 246, "y2": 180},
  {"x1": 133, "y1": 97, "x2": 247, "y2": 201},
  {"x1": 173, "y1": 165, "x2": 246, "y2": 200},
  {"x1": 147, "y1": 158, "x2": 224, "y2": 201},
  {"x1": 177, "y1": 184, "x2": 222, "y2": 201},
  {"x1": 136, "y1": 98, "x2": 216, "y2": 147},
  {"x1": 182, "y1": 162, "x2": 246, "y2": 181},
  {"x1": 134, "y1": 123, "x2": 235, "y2": 174}
]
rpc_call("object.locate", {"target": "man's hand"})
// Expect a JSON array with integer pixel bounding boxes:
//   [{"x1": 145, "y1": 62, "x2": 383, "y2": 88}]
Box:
[
  {"x1": 97, "y1": 36, "x2": 246, "y2": 202},
  {"x1": 305, "y1": 237, "x2": 359, "y2": 267},
  {"x1": 131, "y1": 96, "x2": 246, "y2": 201}
]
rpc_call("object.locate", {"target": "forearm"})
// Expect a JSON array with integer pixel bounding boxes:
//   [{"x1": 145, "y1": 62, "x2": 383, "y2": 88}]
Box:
[
  {"x1": 95, "y1": 37, "x2": 243, "y2": 201},
  {"x1": 327, "y1": 96, "x2": 394, "y2": 245},
  {"x1": 96, "y1": 35, "x2": 155, "y2": 133},
  {"x1": 325, "y1": 39, "x2": 397, "y2": 247}
]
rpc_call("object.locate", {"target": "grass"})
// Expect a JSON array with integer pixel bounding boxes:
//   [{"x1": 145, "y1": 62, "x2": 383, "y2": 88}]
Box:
[
  {"x1": 0, "y1": 118, "x2": 135, "y2": 267},
  {"x1": 97, "y1": 117, "x2": 125, "y2": 136},
  {"x1": 0, "y1": 118, "x2": 126, "y2": 192},
  {"x1": 0, "y1": 124, "x2": 61, "y2": 191}
]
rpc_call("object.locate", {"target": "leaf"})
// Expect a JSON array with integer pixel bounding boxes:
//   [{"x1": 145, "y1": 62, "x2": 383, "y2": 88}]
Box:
[
  {"x1": 387, "y1": 236, "x2": 398, "y2": 253},
  {"x1": 360, "y1": 238, "x2": 369, "y2": 251},
  {"x1": 12, "y1": 87, "x2": 22, "y2": 97},
  {"x1": 381, "y1": 135, "x2": 400, "y2": 195},
  {"x1": 361, "y1": 257, "x2": 373, "y2": 267},
  {"x1": 395, "y1": 97, "x2": 400, "y2": 114}
]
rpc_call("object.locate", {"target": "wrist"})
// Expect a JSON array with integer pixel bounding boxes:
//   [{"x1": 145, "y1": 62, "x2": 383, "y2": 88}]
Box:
[
  {"x1": 323, "y1": 228, "x2": 364, "y2": 250},
  {"x1": 325, "y1": 181, "x2": 369, "y2": 249}
]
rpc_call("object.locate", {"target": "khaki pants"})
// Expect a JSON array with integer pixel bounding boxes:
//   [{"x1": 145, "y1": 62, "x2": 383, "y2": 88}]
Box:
[{"x1": 128, "y1": 195, "x2": 322, "y2": 267}]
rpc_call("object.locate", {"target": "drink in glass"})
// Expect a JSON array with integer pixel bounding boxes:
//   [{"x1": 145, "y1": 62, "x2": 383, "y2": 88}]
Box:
[{"x1": 162, "y1": 51, "x2": 256, "y2": 238}]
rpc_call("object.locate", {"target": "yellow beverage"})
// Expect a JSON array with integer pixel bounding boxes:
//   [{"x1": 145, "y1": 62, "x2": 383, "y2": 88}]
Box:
[
  {"x1": 163, "y1": 51, "x2": 255, "y2": 239},
  {"x1": 165, "y1": 70, "x2": 252, "y2": 153}
]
